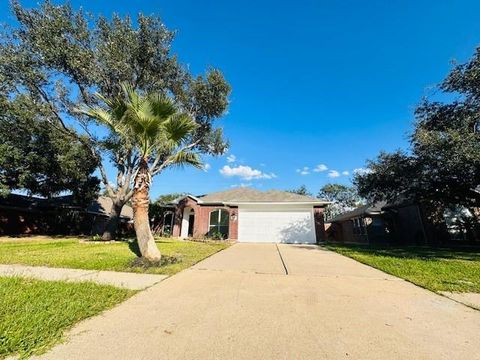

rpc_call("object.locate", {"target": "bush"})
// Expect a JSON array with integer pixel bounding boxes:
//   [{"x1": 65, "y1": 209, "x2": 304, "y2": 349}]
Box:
[{"x1": 208, "y1": 230, "x2": 226, "y2": 240}]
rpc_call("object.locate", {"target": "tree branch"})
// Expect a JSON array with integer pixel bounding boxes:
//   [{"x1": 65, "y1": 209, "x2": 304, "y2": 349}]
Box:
[{"x1": 31, "y1": 82, "x2": 114, "y2": 195}]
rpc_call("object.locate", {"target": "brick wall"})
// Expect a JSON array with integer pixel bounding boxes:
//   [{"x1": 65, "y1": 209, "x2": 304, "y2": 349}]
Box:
[{"x1": 172, "y1": 197, "x2": 238, "y2": 240}]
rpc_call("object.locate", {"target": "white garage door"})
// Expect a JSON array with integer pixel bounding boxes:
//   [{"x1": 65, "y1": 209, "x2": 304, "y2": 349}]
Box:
[{"x1": 238, "y1": 205, "x2": 316, "y2": 243}]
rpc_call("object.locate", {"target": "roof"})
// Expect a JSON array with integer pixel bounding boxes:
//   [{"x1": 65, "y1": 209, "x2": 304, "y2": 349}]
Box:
[
  {"x1": 0, "y1": 194, "x2": 133, "y2": 219},
  {"x1": 86, "y1": 196, "x2": 133, "y2": 219},
  {"x1": 173, "y1": 187, "x2": 329, "y2": 205},
  {"x1": 329, "y1": 202, "x2": 386, "y2": 222},
  {"x1": 0, "y1": 193, "x2": 81, "y2": 212}
]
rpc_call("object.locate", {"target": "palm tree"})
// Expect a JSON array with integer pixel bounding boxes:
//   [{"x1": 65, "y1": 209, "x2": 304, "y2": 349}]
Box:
[{"x1": 81, "y1": 84, "x2": 201, "y2": 261}]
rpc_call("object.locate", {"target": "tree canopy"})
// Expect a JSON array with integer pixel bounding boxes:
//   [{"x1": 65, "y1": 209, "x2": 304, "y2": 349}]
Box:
[
  {"x1": 1, "y1": 0, "x2": 231, "y2": 238},
  {"x1": 0, "y1": 95, "x2": 99, "y2": 203},
  {"x1": 81, "y1": 84, "x2": 200, "y2": 260},
  {"x1": 354, "y1": 47, "x2": 480, "y2": 216},
  {"x1": 154, "y1": 193, "x2": 187, "y2": 205},
  {"x1": 318, "y1": 183, "x2": 363, "y2": 221},
  {"x1": 287, "y1": 185, "x2": 312, "y2": 197}
]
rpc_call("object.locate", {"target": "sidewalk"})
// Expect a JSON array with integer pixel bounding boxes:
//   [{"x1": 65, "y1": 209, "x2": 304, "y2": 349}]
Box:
[{"x1": 0, "y1": 264, "x2": 167, "y2": 290}]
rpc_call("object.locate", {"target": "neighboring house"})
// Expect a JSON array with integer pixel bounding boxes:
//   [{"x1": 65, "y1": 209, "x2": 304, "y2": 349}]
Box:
[
  {"x1": 161, "y1": 188, "x2": 329, "y2": 243},
  {"x1": 0, "y1": 194, "x2": 133, "y2": 236},
  {"x1": 327, "y1": 201, "x2": 469, "y2": 245},
  {"x1": 327, "y1": 202, "x2": 389, "y2": 244},
  {"x1": 86, "y1": 196, "x2": 133, "y2": 235}
]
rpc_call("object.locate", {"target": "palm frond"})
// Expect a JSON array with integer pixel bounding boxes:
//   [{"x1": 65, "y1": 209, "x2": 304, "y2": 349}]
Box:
[
  {"x1": 78, "y1": 106, "x2": 128, "y2": 138},
  {"x1": 163, "y1": 113, "x2": 198, "y2": 143},
  {"x1": 80, "y1": 82, "x2": 198, "y2": 162},
  {"x1": 148, "y1": 93, "x2": 176, "y2": 119},
  {"x1": 168, "y1": 149, "x2": 203, "y2": 169}
]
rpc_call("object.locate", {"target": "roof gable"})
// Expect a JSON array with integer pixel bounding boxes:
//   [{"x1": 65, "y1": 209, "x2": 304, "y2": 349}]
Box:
[
  {"x1": 329, "y1": 202, "x2": 386, "y2": 222},
  {"x1": 197, "y1": 187, "x2": 327, "y2": 204}
]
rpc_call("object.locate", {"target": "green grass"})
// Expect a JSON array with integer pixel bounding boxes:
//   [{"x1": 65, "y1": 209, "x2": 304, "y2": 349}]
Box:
[
  {"x1": 327, "y1": 243, "x2": 480, "y2": 293},
  {"x1": 0, "y1": 276, "x2": 134, "y2": 359},
  {"x1": 0, "y1": 237, "x2": 229, "y2": 275}
]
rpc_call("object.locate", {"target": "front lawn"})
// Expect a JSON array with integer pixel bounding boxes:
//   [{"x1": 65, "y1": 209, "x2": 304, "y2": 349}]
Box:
[
  {"x1": 0, "y1": 237, "x2": 229, "y2": 275},
  {"x1": 327, "y1": 243, "x2": 480, "y2": 293},
  {"x1": 0, "y1": 277, "x2": 134, "y2": 359}
]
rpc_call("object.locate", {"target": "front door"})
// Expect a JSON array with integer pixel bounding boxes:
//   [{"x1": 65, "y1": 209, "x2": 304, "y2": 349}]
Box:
[{"x1": 188, "y1": 214, "x2": 195, "y2": 237}]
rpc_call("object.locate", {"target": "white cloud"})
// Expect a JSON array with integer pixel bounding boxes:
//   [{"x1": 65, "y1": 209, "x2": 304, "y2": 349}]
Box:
[
  {"x1": 313, "y1": 164, "x2": 328, "y2": 172},
  {"x1": 220, "y1": 165, "x2": 276, "y2": 180},
  {"x1": 230, "y1": 182, "x2": 253, "y2": 188},
  {"x1": 353, "y1": 167, "x2": 373, "y2": 176},
  {"x1": 328, "y1": 170, "x2": 340, "y2": 178},
  {"x1": 203, "y1": 163, "x2": 211, "y2": 172},
  {"x1": 226, "y1": 154, "x2": 236, "y2": 163},
  {"x1": 296, "y1": 166, "x2": 310, "y2": 175},
  {"x1": 342, "y1": 170, "x2": 349, "y2": 176}
]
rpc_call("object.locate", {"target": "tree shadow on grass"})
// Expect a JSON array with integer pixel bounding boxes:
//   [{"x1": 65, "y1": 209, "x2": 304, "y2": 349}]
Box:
[{"x1": 127, "y1": 240, "x2": 142, "y2": 257}]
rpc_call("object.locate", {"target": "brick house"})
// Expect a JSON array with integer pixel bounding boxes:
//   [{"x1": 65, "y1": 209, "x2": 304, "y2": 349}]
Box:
[
  {"x1": 326, "y1": 202, "x2": 388, "y2": 244},
  {"x1": 326, "y1": 201, "x2": 468, "y2": 245},
  {"x1": 0, "y1": 194, "x2": 133, "y2": 236},
  {"x1": 163, "y1": 188, "x2": 329, "y2": 243}
]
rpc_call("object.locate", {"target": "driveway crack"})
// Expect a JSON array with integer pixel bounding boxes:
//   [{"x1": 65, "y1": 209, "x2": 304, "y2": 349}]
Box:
[{"x1": 275, "y1": 244, "x2": 289, "y2": 275}]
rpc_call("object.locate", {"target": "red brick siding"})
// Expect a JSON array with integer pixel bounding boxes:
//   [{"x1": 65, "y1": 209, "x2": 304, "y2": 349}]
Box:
[{"x1": 172, "y1": 197, "x2": 238, "y2": 240}]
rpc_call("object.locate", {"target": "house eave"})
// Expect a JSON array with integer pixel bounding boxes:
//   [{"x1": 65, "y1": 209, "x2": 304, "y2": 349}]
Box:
[{"x1": 223, "y1": 201, "x2": 331, "y2": 206}]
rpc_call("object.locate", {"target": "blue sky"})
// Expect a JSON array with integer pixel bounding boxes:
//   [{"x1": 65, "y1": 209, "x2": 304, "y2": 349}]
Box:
[{"x1": 2, "y1": 0, "x2": 480, "y2": 199}]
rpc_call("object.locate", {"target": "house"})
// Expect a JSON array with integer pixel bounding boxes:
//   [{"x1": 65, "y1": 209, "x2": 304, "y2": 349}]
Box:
[
  {"x1": 163, "y1": 188, "x2": 329, "y2": 243},
  {"x1": 327, "y1": 202, "x2": 389, "y2": 244},
  {"x1": 327, "y1": 200, "x2": 468, "y2": 245},
  {"x1": 86, "y1": 196, "x2": 133, "y2": 235},
  {"x1": 0, "y1": 194, "x2": 133, "y2": 236}
]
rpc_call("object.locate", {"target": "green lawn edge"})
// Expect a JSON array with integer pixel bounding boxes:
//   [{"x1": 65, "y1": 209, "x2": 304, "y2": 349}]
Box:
[
  {"x1": 0, "y1": 277, "x2": 136, "y2": 359},
  {"x1": 326, "y1": 243, "x2": 480, "y2": 293},
  {"x1": 0, "y1": 237, "x2": 230, "y2": 276}
]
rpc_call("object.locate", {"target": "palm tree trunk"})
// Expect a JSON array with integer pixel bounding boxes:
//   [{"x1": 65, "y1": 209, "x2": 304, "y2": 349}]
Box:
[{"x1": 132, "y1": 158, "x2": 161, "y2": 261}]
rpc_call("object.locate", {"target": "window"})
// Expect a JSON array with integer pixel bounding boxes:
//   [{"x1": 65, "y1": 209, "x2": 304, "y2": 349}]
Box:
[
  {"x1": 209, "y1": 209, "x2": 229, "y2": 238},
  {"x1": 163, "y1": 212, "x2": 174, "y2": 236}
]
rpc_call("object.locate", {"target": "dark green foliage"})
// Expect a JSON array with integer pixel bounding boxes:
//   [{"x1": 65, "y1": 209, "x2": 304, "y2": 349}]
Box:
[
  {"x1": 287, "y1": 185, "x2": 312, "y2": 196},
  {"x1": 155, "y1": 193, "x2": 186, "y2": 204},
  {"x1": 0, "y1": 95, "x2": 99, "y2": 203},
  {"x1": 355, "y1": 46, "x2": 480, "y2": 214},
  {"x1": 208, "y1": 230, "x2": 226, "y2": 240},
  {"x1": 1, "y1": 1, "x2": 231, "y2": 237}
]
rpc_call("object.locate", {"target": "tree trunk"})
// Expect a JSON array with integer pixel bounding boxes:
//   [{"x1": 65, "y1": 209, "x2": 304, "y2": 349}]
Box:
[
  {"x1": 132, "y1": 158, "x2": 161, "y2": 261},
  {"x1": 101, "y1": 200, "x2": 125, "y2": 241}
]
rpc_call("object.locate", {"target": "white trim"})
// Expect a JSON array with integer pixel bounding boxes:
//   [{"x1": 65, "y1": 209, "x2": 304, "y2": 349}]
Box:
[
  {"x1": 225, "y1": 201, "x2": 330, "y2": 206},
  {"x1": 180, "y1": 207, "x2": 194, "y2": 238}
]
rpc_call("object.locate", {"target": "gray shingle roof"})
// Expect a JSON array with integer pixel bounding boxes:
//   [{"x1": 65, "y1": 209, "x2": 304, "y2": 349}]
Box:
[
  {"x1": 86, "y1": 196, "x2": 133, "y2": 219},
  {"x1": 196, "y1": 187, "x2": 327, "y2": 204},
  {"x1": 329, "y1": 202, "x2": 386, "y2": 223}
]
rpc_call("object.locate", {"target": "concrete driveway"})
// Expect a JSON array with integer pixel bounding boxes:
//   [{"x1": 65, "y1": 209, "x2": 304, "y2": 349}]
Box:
[{"x1": 37, "y1": 244, "x2": 480, "y2": 360}]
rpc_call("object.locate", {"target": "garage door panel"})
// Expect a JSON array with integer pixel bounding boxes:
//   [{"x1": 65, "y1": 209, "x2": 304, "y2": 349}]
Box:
[{"x1": 238, "y1": 207, "x2": 315, "y2": 243}]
